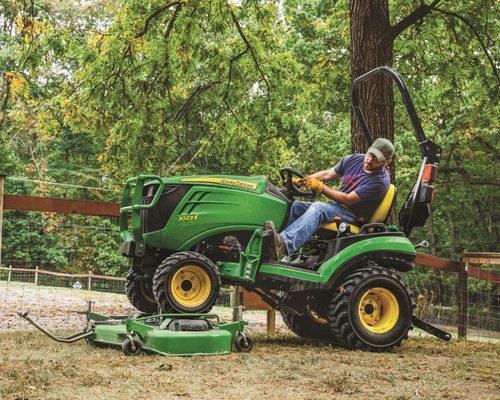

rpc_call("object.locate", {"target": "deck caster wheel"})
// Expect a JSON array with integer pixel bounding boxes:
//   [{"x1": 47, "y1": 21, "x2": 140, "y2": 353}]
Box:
[
  {"x1": 122, "y1": 336, "x2": 143, "y2": 356},
  {"x1": 234, "y1": 333, "x2": 253, "y2": 352}
]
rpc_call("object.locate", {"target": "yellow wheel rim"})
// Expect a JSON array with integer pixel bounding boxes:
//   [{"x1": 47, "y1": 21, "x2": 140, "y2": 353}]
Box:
[
  {"x1": 358, "y1": 287, "x2": 399, "y2": 334},
  {"x1": 306, "y1": 304, "x2": 328, "y2": 325},
  {"x1": 170, "y1": 265, "x2": 212, "y2": 309}
]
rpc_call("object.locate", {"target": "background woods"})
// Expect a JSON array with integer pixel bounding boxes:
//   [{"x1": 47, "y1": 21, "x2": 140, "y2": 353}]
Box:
[{"x1": 0, "y1": 0, "x2": 498, "y2": 275}]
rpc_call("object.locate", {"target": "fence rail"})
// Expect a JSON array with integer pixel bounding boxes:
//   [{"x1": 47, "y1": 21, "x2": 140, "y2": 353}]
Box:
[{"x1": 0, "y1": 266, "x2": 126, "y2": 282}]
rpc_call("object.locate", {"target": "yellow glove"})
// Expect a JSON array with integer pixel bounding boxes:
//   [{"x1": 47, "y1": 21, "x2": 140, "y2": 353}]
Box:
[
  {"x1": 291, "y1": 177, "x2": 302, "y2": 185},
  {"x1": 302, "y1": 177, "x2": 324, "y2": 193}
]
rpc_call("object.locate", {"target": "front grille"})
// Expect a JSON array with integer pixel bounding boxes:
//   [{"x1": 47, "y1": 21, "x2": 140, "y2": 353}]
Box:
[{"x1": 140, "y1": 185, "x2": 189, "y2": 234}]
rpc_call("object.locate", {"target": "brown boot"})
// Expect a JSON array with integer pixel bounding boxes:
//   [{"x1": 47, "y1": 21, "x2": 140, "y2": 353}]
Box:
[{"x1": 263, "y1": 220, "x2": 287, "y2": 261}]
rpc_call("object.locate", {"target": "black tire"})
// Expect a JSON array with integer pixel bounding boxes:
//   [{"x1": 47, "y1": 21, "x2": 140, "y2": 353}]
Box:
[
  {"x1": 234, "y1": 334, "x2": 254, "y2": 352},
  {"x1": 280, "y1": 293, "x2": 332, "y2": 340},
  {"x1": 327, "y1": 266, "x2": 415, "y2": 352},
  {"x1": 122, "y1": 336, "x2": 142, "y2": 356},
  {"x1": 125, "y1": 271, "x2": 158, "y2": 314},
  {"x1": 153, "y1": 251, "x2": 221, "y2": 313}
]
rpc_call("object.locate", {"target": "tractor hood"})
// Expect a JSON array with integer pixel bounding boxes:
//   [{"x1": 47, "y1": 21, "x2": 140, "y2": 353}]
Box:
[{"x1": 162, "y1": 175, "x2": 269, "y2": 194}]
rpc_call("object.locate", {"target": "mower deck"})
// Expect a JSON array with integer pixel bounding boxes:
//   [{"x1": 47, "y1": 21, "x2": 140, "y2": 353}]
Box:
[{"x1": 19, "y1": 308, "x2": 252, "y2": 356}]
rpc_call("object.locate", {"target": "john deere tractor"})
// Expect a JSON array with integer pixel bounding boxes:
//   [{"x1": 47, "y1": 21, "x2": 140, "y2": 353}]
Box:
[{"x1": 120, "y1": 67, "x2": 449, "y2": 351}]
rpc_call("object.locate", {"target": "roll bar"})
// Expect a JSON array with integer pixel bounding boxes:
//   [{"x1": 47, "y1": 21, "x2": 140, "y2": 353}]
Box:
[{"x1": 351, "y1": 66, "x2": 441, "y2": 165}]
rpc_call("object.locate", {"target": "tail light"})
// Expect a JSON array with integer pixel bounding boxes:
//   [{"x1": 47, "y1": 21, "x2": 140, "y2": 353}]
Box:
[
  {"x1": 420, "y1": 164, "x2": 437, "y2": 203},
  {"x1": 422, "y1": 164, "x2": 437, "y2": 183}
]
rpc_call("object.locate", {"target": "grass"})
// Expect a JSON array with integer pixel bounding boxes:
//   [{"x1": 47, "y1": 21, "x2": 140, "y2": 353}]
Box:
[{"x1": 1, "y1": 332, "x2": 499, "y2": 400}]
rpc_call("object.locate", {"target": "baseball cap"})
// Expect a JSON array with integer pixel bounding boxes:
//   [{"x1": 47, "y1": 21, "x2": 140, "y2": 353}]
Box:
[{"x1": 367, "y1": 138, "x2": 394, "y2": 162}]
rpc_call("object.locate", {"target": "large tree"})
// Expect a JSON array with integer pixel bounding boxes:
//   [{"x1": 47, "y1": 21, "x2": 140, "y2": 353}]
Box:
[{"x1": 350, "y1": 0, "x2": 443, "y2": 153}]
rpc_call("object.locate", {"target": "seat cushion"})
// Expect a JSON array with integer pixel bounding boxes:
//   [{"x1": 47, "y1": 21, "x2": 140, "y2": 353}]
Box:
[{"x1": 319, "y1": 184, "x2": 396, "y2": 234}]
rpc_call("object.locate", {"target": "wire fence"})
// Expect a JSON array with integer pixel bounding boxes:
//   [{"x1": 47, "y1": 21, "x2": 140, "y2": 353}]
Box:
[
  {"x1": 408, "y1": 265, "x2": 499, "y2": 342},
  {"x1": 0, "y1": 265, "x2": 234, "y2": 333},
  {"x1": 1, "y1": 262, "x2": 498, "y2": 342}
]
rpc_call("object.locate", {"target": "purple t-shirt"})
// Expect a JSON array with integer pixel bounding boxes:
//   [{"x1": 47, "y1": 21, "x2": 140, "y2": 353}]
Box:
[{"x1": 332, "y1": 154, "x2": 390, "y2": 218}]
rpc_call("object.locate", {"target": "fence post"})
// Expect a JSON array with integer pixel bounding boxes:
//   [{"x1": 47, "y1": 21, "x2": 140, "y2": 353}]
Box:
[
  {"x1": 8, "y1": 264, "x2": 12, "y2": 282},
  {"x1": 457, "y1": 254, "x2": 468, "y2": 339},
  {"x1": 35, "y1": 265, "x2": 39, "y2": 286},
  {"x1": 88, "y1": 271, "x2": 92, "y2": 291},
  {"x1": 266, "y1": 309, "x2": 276, "y2": 336},
  {"x1": 232, "y1": 286, "x2": 242, "y2": 322},
  {"x1": 0, "y1": 174, "x2": 5, "y2": 269}
]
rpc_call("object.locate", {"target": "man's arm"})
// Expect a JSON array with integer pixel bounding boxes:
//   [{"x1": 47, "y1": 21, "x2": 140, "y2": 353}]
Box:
[
  {"x1": 308, "y1": 169, "x2": 339, "y2": 182},
  {"x1": 321, "y1": 185, "x2": 361, "y2": 206}
]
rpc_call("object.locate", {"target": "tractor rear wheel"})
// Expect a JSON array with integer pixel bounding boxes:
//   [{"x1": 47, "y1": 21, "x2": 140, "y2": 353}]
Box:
[
  {"x1": 125, "y1": 271, "x2": 158, "y2": 314},
  {"x1": 153, "y1": 251, "x2": 221, "y2": 313},
  {"x1": 326, "y1": 266, "x2": 414, "y2": 351},
  {"x1": 280, "y1": 293, "x2": 332, "y2": 340}
]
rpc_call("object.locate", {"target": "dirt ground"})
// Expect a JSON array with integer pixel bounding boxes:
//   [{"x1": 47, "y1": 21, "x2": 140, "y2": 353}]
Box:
[
  {"x1": 0, "y1": 331, "x2": 499, "y2": 400},
  {"x1": 1, "y1": 283, "x2": 499, "y2": 399}
]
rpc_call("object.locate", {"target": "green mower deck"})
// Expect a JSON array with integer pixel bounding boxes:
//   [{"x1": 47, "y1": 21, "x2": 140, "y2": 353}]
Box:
[{"x1": 18, "y1": 309, "x2": 252, "y2": 356}]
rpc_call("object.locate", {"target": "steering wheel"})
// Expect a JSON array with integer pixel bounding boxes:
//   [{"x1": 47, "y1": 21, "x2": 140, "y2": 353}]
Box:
[{"x1": 279, "y1": 167, "x2": 316, "y2": 199}]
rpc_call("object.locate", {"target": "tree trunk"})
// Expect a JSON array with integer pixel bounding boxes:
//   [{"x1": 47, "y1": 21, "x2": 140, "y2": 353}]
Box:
[
  {"x1": 350, "y1": 0, "x2": 394, "y2": 154},
  {"x1": 427, "y1": 208, "x2": 437, "y2": 256}
]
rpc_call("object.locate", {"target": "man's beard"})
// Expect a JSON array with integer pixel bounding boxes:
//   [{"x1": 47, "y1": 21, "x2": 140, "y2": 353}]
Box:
[{"x1": 364, "y1": 163, "x2": 384, "y2": 172}]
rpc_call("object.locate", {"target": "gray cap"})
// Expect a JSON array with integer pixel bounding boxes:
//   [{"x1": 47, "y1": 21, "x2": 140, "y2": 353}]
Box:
[{"x1": 368, "y1": 138, "x2": 394, "y2": 162}]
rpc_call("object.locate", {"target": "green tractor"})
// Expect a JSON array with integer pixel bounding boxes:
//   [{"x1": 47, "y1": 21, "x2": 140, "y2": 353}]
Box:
[{"x1": 120, "y1": 67, "x2": 449, "y2": 351}]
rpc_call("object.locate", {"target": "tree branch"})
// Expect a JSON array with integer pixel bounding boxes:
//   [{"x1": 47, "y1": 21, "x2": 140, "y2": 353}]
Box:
[
  {"x1": 389, "y1": 0, "x2": 442, "y2": 39},
  {"x1": 227, "y1": 4, "x2": 271, "y2": 93},
  {"x1": 475, "y1": 137, "x2": 500, "y2": 162},
  {"x1": 164, "y1": 2, "x2": 182, "y2": 41},
  {"x1": 135, "y1": 1, "x2": 180, "y2": 38},
  {"x1": 434, "y1": 7, "x2": 499, "y2": 83},
  {"x1": 222, "y1": 48, "x2": 248, "y2": 103},
  {"x1": 439, "y1": 167, "x2": 499, "y2": 186},
  {"x1": 173, "y1": 80, "x2": 220, "y2": 122}
]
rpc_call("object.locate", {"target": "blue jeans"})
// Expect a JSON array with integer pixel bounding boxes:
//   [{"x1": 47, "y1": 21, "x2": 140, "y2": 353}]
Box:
[{"x1": 280, "y1": 201, "x2": 356, "y2": 254}]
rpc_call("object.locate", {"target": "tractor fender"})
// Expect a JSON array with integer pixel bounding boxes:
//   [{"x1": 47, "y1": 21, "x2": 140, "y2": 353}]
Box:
[{"x1": 316, "y1": 236, "x2": 416, "y2": 290}]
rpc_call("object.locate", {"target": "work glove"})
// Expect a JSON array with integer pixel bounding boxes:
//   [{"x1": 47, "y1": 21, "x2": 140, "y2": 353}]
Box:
[
  {"x1": 301, "y1": 177, "x2": 324, "y2": 193},
  {"x1": 291, "y1": 177, "x2": 309, "y2": 190}
]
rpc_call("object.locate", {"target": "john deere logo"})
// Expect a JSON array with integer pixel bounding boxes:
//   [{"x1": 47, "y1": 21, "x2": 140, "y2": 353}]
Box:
[
  {"x1": 179, "y1": 214, "x2": 200, "y2": 222},
  {"x1": 180, "y1": 177, "x2": 257, "y2": 190},
  {"x1": 219, "y1": 178, "x2": 256, "y2": 189}
]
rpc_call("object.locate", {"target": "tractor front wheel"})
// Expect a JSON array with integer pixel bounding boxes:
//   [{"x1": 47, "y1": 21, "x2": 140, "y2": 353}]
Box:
[
  {"x1": 153, "y1": 251, "x2": 221, "y2": 313},
  {"x1": 327, "y1": 266, "x2": 414, "y2": 351}
]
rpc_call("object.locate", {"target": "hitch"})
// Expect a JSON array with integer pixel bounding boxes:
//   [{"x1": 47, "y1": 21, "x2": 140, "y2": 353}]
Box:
[
  {"x1": 412, "y1": 316, "x2": 452, "y2": 341},
  {"x1": 18, "y1": 311, "x2": 94, "y2": 343}
]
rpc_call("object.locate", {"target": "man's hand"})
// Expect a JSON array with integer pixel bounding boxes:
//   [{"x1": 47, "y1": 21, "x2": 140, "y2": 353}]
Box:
[{"x1": 301, "y1": 177, "x2": 324, "y2": 193}]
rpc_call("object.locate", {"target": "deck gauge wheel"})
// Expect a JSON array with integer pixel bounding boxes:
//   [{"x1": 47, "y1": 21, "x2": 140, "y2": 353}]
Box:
[
  {"x1": 122, "y1": 336, "x2": 143, "y2": 356},
  {"x1": 234, "y1": 332, "x2": 254, "y2": 352}
]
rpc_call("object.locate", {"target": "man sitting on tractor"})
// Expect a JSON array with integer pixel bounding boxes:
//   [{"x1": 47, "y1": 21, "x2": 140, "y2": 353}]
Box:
[{"x1": 266, "y1": 138, "x2": 395, "y2": 260}]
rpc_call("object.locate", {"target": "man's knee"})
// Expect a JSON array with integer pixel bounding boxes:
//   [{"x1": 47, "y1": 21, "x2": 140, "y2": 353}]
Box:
[{"x1": 308, "y1": 202, "x2": 330, "y2": 218}]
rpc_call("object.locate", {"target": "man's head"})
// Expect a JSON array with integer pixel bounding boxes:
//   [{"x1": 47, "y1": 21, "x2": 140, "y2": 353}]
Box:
[{"x1": 364, "y1": 138, "x2": 394, "y2": 171}]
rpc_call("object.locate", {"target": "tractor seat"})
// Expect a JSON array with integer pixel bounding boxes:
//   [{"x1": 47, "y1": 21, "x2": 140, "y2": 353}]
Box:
[{"x1": 319, "y1": 184, "x2": 396, "y2": 234}]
